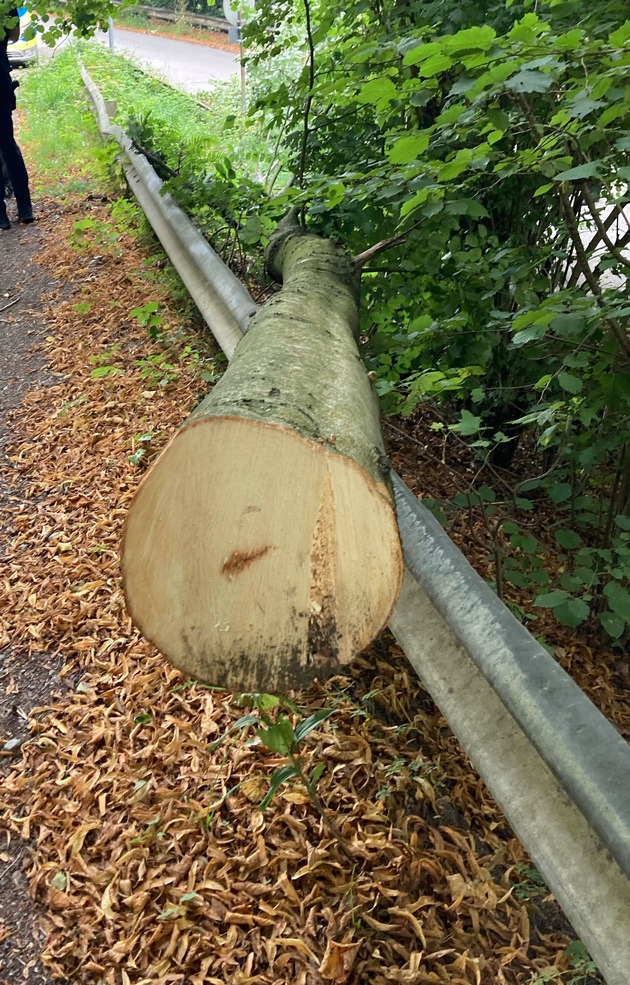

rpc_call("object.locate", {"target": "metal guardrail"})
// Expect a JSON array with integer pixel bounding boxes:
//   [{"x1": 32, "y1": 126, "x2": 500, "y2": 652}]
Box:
[
  {"x1": 389, "y1": 483, "x2": 630, "y2": 985},
  {"x1": 117, "y1": 4, "x2": 229, "y2": 33},
  {"x1": 393, "y1": 475, "x2": 630, "y2": 878},
  {"x1": 81, "y1": 65, "x2": 630, "y2": 985},
  {"x1": 81, "y1": 66, "x2": 256, "y2": 355}
]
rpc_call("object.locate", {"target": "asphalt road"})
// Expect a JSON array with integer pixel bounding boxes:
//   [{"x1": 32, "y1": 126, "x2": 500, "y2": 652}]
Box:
[{"x1": 46, "y1": 26, "x2": 239, "y2": 94}]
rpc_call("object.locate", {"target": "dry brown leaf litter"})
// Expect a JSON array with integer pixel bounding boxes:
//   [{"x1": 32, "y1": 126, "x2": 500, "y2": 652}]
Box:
[{"x1": 0, "y1": 192, "x2": 610, "y2": 985}]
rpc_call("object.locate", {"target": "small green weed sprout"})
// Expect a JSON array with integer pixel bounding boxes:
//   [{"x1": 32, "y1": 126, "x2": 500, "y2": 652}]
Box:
[
  {"x1": 136, "y1": 353, "x2": 178, "y2": 389},
  {"x1": 89, "y1": 345, "x2": 124, "y2": 379},
  {"x1": 130, "y1": 300, "x2": 163, "y2": 339},
  {"x1": 129, "y1": 431, "x2": 156, "y2": 468},
  {"x1": 530, "y1": 939, "x2": 598, "y2": 984},
  {"x1": 210, "y1": 692, "x2": 335, "y2": 812},
  {"x1": 512, "y1": 862, "x2": 549, "y2": 900}
]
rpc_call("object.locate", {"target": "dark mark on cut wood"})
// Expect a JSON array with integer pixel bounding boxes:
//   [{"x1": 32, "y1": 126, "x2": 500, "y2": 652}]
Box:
[{"x1": 222, "y1": 546, "x2": 271, "y2": 576}]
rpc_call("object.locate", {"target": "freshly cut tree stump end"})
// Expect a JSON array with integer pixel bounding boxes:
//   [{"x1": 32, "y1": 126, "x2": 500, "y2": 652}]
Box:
[{"x1": 122, "y1": 417, "x2": 402, "y2": 693}]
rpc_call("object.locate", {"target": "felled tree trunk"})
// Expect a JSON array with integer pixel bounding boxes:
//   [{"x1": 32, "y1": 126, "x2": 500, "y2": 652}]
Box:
[{"x1": 122, "y1": 228, "x2": 402, "y2": 692}]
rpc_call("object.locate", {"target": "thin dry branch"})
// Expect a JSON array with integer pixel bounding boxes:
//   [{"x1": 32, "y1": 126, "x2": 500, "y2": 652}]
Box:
[{"x1": 353, "y1": 232, "x2": 410, "y2": 270}]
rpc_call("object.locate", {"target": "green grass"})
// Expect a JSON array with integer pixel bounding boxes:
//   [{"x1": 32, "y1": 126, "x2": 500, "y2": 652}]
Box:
[
  {"x1": 112, "y1": 10, "x2": 152, "y2": 32},
  {"x1": 17, "y1": 48, "x2": 104, "y2": 189}
]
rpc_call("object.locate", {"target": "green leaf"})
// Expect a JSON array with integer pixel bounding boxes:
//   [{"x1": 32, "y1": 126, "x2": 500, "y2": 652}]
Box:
[
  {"x1": 91, "y1": 366, "x2": 123, "y2": 378},
  {"x1": 555, "y1": 529, "x2": 582, "y2": 549},
  {"x1": 550, "y1": 312, "x2": 586, "y2": 337},
  {"x1": 486, "y1": 109, "x2": 510, "y2": 131},
  {"x1": 505, "y1": 70, "x2": 553, "y2": 94},
  {"x1": 509, "y1": 12, "x2": 542, "y2": 39},
  {"x1": 561, "y1": 572, "x2": 591, "y2": 591},
  {"x1": 563, "y1": 352, "x2": 589, "y2": 369},
  {"x1": 436, "y1": 103, "x2": 466, "y2": 125},
  {"x1": 513, "y1": 309, "x2": 554, "y2": 332},
  {"x1": 399, "y1": 185, "x2": 441, "y2": 218},
  {"x1": 529, "y1": 568, "x2": 550, "y2": 587},
  {"x1": 256, "y1": 718, "x2": 295, "y2": 755},
  {"x1": 128, "y1": 449, "x2": 146, "y2": 466},
  {"x1": 549, "y1": 483, "x2": 572, "y2": 503},
  {"x1": 554, "y1": 597, "x2": 590, "y2": 627},
  {"x1": 403, "y1": 41, "x2": 442, "y2": 66},
  {"x1": 519, "y1": 535, "x2": 539, "y2": 554},
  {"x1": 555, "y1": 29, "x2": 583, "y2": 50},
  {"x1": 450, "y1": 409, "x2": 482, "y2": 436},
  {"x1": 534, "y1": 590, "x2": 571, "y2": 608},
  {"x1": 614, "y1": 515, "x2": 630, "y2": 531},
  {"x1": 180, "y1": 892, "x2": 201, "y2": 903},
  {"x1": 515, "y1": 497, "x2": 534, "y2": 511},
  {"x1": 600, "y1": 611, "x2": 625, "y2": 639},
  {"x1": 51, "y1": 871, "x2": 67, "y2": 891},
  {"x1": 603, "y1": 583, "x2": 630, "y2": 620},
  {"x1": 240, "y1": 215, "x2": 264, "y2": 244},
  {"x1": 293, "y1": 708, "x2": 335, "y2": 744},
  {"x1": 418, "y1": 53, "x2": 453, "y2": 77},
  {"x1": 236, "y1": 693, "x2": 281, "y2": 711},
  {"x1": 553, "y1": 162, "x2": 601, "y2": 181},
  {"x1": 259, "y1": 764, "x2": 300, "y2": 810},
  {"x1": 442, "y1": 25, "x2": 497, "y2": 51},
  {"x1": 567, "y1": 95, "x2": 605, "y2": 119},
  {"x1": 609, "y1": 21, "x2": 630, "y2": 46},
  {"x1": 438, "y1": 147, "x2": 473, "y2": 182},
  {"x1": 557, "y1": 371, "x2": 582, "y2": 394},
  {"x1": 310, "y1": 762, "x2": 326, "y2": 786},
  {"x1": 512, "y1": 324, "x2": 548, "y2": 346},
  {"x1": 533, "y1": 182, "x2": 554, "y2": 197},
  {"x1": 534, "y1": 374, "x2": 553, "y2": 390},
  {"x1": 208, "y1": 713, "x2": 259, "y2": 751},
  {"x1": 388, "y1": 132, "x2": 430, "y2": 164},
  {"x1": 357, "y1": 78, "x2": 399, "y2": 106}
]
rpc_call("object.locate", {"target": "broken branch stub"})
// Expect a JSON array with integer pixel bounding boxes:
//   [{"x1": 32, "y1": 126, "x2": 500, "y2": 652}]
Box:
[{"x1": 122, "y1": 234, "x2": 403, "y2": 692}]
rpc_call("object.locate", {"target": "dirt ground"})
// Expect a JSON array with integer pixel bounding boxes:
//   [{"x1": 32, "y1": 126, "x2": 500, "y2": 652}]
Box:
[{"x1": 0, "y1": 183, "x2": 617, "y2": 985}]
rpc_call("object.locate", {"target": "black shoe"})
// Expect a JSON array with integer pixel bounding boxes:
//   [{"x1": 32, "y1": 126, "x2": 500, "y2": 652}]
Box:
[
  {"x1": 0, "y1": 215, "x2": 10, "y2": 231},
  {"x1": 18, "y1": 211, "x2": 35, "y2": 224}
]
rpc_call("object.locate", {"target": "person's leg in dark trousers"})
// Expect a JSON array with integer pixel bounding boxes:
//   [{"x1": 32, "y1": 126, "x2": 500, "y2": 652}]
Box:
[
  {"x1": 0, "y1": 159, "x2": 8, "y2": 229},
  {"x1": 0, "y1": 104, "x2": 32, "y2": 226},
  {"x1": 0, "y1": 150, "x2": 10, "y2": 227},
  {"x1": 0, "y1": 149, "x2": 12, "y2": 199}
]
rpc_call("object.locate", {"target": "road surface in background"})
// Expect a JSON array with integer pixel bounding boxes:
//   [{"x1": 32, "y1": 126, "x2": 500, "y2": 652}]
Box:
[{"x1": 43, "y1": 26, "x2": 238, "y2": 94}]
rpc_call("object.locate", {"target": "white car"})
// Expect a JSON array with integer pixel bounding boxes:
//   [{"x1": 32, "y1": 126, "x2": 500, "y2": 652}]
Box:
[{"x1": 7, "y1": 6, "x2": 38, "y2": 66}]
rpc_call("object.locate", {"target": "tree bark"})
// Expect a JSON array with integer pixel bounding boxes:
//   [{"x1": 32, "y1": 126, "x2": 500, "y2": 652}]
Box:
[{"x1": 122, "y1": 231, "x2": 402, "y2": 692}]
